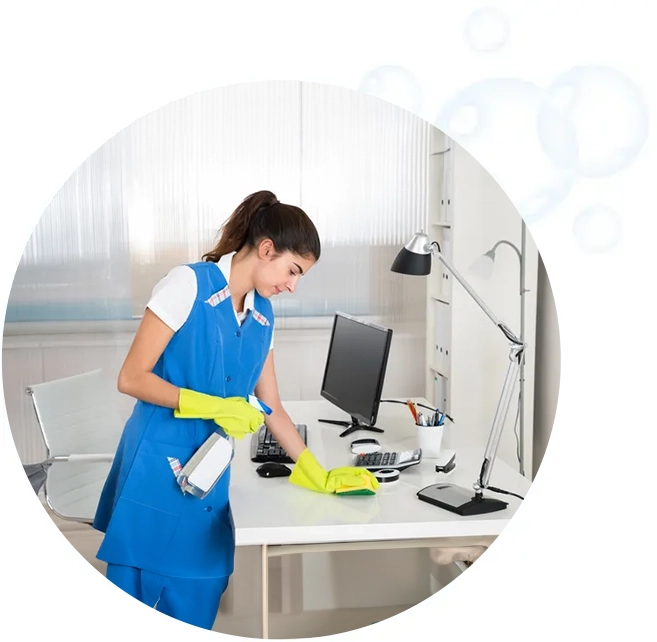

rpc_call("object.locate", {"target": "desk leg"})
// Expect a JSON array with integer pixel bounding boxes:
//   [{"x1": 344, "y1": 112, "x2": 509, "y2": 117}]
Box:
[
  {"x1": 262, "y1": 544, "x2": 269, "y2": 639},
  {"x1": 454, "y1": 561, "x2": 468, "y2": 573}
]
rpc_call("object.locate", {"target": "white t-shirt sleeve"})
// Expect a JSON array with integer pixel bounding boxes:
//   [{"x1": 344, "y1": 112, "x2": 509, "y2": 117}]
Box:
[
  {"x1": 147, "y1": 264, "x2": 276, "y2": 350},
  {"x1": 146, "y1": 265, "x2": 197, "y2": 332}
]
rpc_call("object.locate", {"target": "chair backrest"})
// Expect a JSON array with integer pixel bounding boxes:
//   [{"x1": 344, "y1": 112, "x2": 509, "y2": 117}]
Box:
[{"x1": 26, "y1": 369, "x2": 125, "y2": 523}]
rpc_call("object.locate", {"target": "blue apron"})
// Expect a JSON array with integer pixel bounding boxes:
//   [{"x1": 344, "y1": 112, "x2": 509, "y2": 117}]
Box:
[{"x1": 93, "y1": 261, "x2": 273, "y2": 579}]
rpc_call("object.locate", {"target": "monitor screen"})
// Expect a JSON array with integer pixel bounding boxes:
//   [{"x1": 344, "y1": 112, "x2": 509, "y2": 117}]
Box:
[{"x1": 320, "y1": 312, "x2": 393, "y2": 427}]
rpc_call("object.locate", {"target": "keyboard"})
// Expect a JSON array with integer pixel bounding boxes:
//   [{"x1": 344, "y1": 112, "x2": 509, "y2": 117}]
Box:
[{"x1": 250, "y1": 423, "x2": 307, "y2": 463}]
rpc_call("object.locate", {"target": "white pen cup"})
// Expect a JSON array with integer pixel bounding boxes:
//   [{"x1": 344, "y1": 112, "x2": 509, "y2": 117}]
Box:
[{"x1": 417, "y1": 423, "x2": 444, "y2": 459}]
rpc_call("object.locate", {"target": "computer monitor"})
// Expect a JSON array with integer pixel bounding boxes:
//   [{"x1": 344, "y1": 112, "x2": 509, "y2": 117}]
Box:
[{"x1": 319, "y1": 312, "x2": 393, "y2": 438}]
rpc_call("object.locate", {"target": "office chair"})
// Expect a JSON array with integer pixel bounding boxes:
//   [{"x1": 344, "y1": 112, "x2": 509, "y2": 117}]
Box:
[{"x1": 25, "y1": 369, "x2": 123, "y2": 525}]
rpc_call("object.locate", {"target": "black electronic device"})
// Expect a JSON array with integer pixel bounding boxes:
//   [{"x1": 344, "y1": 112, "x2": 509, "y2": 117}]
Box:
[
  {"x1": 319, "y1": 312, "x2": 393, "y2": 438},
  {"x1": 434, "y1": 449, "x2": 456, "y2": 474},
  {"x1": 256, "y1": 462, "x2": 292, "y2": 478},
  {"x1": 250, "y1": 423, "x2": 307, "y2": 463}
]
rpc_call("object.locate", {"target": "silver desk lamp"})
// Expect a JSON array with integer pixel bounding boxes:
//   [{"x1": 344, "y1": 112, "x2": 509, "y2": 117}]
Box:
[
  {"x1": 470, "y1": 221, "x2": 528, "y2": 477},
  {"x1": 391, "y1": 231, "x2": 525, "y2": 515}
]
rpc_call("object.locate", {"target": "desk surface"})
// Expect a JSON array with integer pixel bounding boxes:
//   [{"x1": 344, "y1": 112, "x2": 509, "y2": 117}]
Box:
[{"x1": 230, "y1": 399, "x2": 531, "y2": 547}]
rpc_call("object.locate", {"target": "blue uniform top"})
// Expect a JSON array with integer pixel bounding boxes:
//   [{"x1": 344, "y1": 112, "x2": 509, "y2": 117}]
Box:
[{"x1": 93, "y1": 261, "x2": 274, "y2": 579}]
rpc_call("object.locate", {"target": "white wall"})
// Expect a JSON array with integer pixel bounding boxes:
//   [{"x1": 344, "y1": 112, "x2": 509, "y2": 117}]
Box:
[
  {"x1": 450, "y1": 144, "x2": 539, "y2": 477},
  {"x1": 532, "y1": 257, "x2": 560, "y2": 477}
]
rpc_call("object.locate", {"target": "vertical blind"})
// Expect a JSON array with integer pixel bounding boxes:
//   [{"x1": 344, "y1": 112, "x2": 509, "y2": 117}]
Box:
[{"x1": 8, "y1": 81, "x2": 430, "y2": 326}]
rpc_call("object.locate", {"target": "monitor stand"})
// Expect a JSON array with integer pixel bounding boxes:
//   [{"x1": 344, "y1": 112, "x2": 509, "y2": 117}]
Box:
[{"x1": 318, "y1": 417, "x2": 384, "y2": 439}]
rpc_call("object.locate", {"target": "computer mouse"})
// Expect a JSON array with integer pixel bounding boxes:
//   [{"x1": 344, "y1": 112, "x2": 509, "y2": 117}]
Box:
[{"x1": 256, "y1": 462, "x2": 292, "y2": 478}]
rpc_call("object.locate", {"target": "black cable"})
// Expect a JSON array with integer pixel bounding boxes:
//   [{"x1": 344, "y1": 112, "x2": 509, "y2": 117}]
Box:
[
  {"x1": 486, "y1": 485, "x2": 524, "y2": 501},
  {"x1": 380, "y1": 399, "x2": 454, "y2": 424},
  {"x1": 478, "y1": 456, "x2": 525, "y2": 501}
]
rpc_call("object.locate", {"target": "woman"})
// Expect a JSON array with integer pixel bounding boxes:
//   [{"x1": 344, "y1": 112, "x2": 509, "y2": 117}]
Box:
[{"x1": 92, "y1": 190, "x2": 378, "y2": 630}]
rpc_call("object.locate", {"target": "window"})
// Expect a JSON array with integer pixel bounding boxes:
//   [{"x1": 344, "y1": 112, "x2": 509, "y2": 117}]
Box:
[{"x1": 8, "y1": 81, "x2": 430, "y2": 327}]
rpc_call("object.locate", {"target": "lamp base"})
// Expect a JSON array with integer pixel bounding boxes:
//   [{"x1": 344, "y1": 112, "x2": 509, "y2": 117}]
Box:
[{"x1": 417, "y1": 483, "x2": 508, "y2": 516}]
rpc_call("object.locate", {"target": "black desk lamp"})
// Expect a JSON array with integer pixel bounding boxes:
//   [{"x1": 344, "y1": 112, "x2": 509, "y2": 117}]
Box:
[{"x1": 391, "y1": 231, "x2": 526, "y2": 516}]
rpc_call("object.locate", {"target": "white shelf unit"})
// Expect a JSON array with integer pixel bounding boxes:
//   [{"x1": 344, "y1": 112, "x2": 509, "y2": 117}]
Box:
[
  {"x1": 424, "y1": 128, "x2": 539, "y2": 477},
  {"x1": 425, "y1": 128, "x2": 454, "y2": 415}
]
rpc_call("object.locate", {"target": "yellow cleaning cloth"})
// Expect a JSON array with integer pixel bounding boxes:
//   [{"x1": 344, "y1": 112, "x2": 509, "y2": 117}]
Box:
[{"x1": 289, "y1": 450, "x2": 379, "y2": 496}]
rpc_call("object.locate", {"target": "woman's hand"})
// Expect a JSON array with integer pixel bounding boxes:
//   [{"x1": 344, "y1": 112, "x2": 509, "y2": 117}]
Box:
[
  {"x1": 175, "y1": 389, "x2": 265, "y2": 438},
  {"x1": 289, "y1": 449, "x2": 379, "y2": 496}
]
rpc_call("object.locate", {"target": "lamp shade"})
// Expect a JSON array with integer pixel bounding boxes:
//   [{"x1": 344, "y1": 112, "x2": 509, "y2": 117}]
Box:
[
  {"x1": 469, "y1": 250, "x2": 496, "y2": 280},
  {"x1": 390, "y1": 232, "x2": 432, "y2": 276}
]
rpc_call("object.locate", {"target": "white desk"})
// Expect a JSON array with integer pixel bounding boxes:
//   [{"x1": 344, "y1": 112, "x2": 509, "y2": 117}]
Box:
[{"x1": 230, "y1": 398, "x2": 531, "y2": 637}]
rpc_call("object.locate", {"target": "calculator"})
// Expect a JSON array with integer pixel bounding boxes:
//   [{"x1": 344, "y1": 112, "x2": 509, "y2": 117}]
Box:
[{"x1": 353, "y1": 449, "x2": 422, "y2": 472}]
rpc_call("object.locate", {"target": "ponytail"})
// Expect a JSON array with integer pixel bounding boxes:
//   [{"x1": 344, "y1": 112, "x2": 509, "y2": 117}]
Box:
[{"x1": 202, "y1": 190, "x2": 321, "y2": 263}]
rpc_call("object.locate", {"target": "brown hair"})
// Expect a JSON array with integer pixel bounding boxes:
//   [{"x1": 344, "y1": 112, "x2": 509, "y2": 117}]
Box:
[{"x1": 202, "y1": 190, "x2": 321, "y2": 263}]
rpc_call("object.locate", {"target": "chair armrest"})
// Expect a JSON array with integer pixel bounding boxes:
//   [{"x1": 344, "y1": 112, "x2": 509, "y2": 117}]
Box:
[{"x1": 49, "y1": 454, "x2": 114, "y2": 463}]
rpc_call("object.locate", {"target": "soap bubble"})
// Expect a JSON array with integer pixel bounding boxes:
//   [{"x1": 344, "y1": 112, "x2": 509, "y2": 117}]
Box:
[
  {"x1": 358, "y1": 65, "x2": 423, "y2": 114},
  {"x1": 538, "y1": 65, "x2": 649, "y2": 178},
  {"x1": 436, "y1": 78, "x2": 578, "y2": 223},
  {"x1": 464, "y1": 7, "x2": 509, "y2": 52},
  {"x1": 572, "y1": 205, "x2": 622, "y2": 253}
]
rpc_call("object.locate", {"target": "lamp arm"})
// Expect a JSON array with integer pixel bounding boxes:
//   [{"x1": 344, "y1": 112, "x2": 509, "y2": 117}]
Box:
[
  {"x1": 475, "y1": 344, "x2": 523, "y2": 493},
  {"x1": 428, "y1": 242, "x2": 523, "y2": 346},
  {"x1": 491, "y1": 239, "x2": 522, "y2": 264},
  {"x1": 428, "y1": 241, "x2": 526, "y2": 495}
]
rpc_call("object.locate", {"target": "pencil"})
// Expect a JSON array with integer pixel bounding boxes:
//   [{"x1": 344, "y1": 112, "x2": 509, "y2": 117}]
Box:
[{"x1": 406, "y1": 399, "x2": 418, "y2": 423}]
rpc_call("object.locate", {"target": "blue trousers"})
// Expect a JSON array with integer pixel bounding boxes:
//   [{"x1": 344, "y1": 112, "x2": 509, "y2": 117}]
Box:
[{"x1": 106, "y1": 563, "x2": 230, "y2": 630}]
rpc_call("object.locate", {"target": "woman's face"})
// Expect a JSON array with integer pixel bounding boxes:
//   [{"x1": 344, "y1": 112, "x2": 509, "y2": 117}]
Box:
[{"x1": 254, "y1": 241, "x2": 316, "y2": 298}]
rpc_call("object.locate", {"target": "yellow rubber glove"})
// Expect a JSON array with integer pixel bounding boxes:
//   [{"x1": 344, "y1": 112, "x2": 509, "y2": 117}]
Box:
[
  {"x1": 289, "y1": 449, "x2": 379, "y2": 496},
  {"x1": 174, "y1": 389, "x2": 264, "y2": 439}
]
